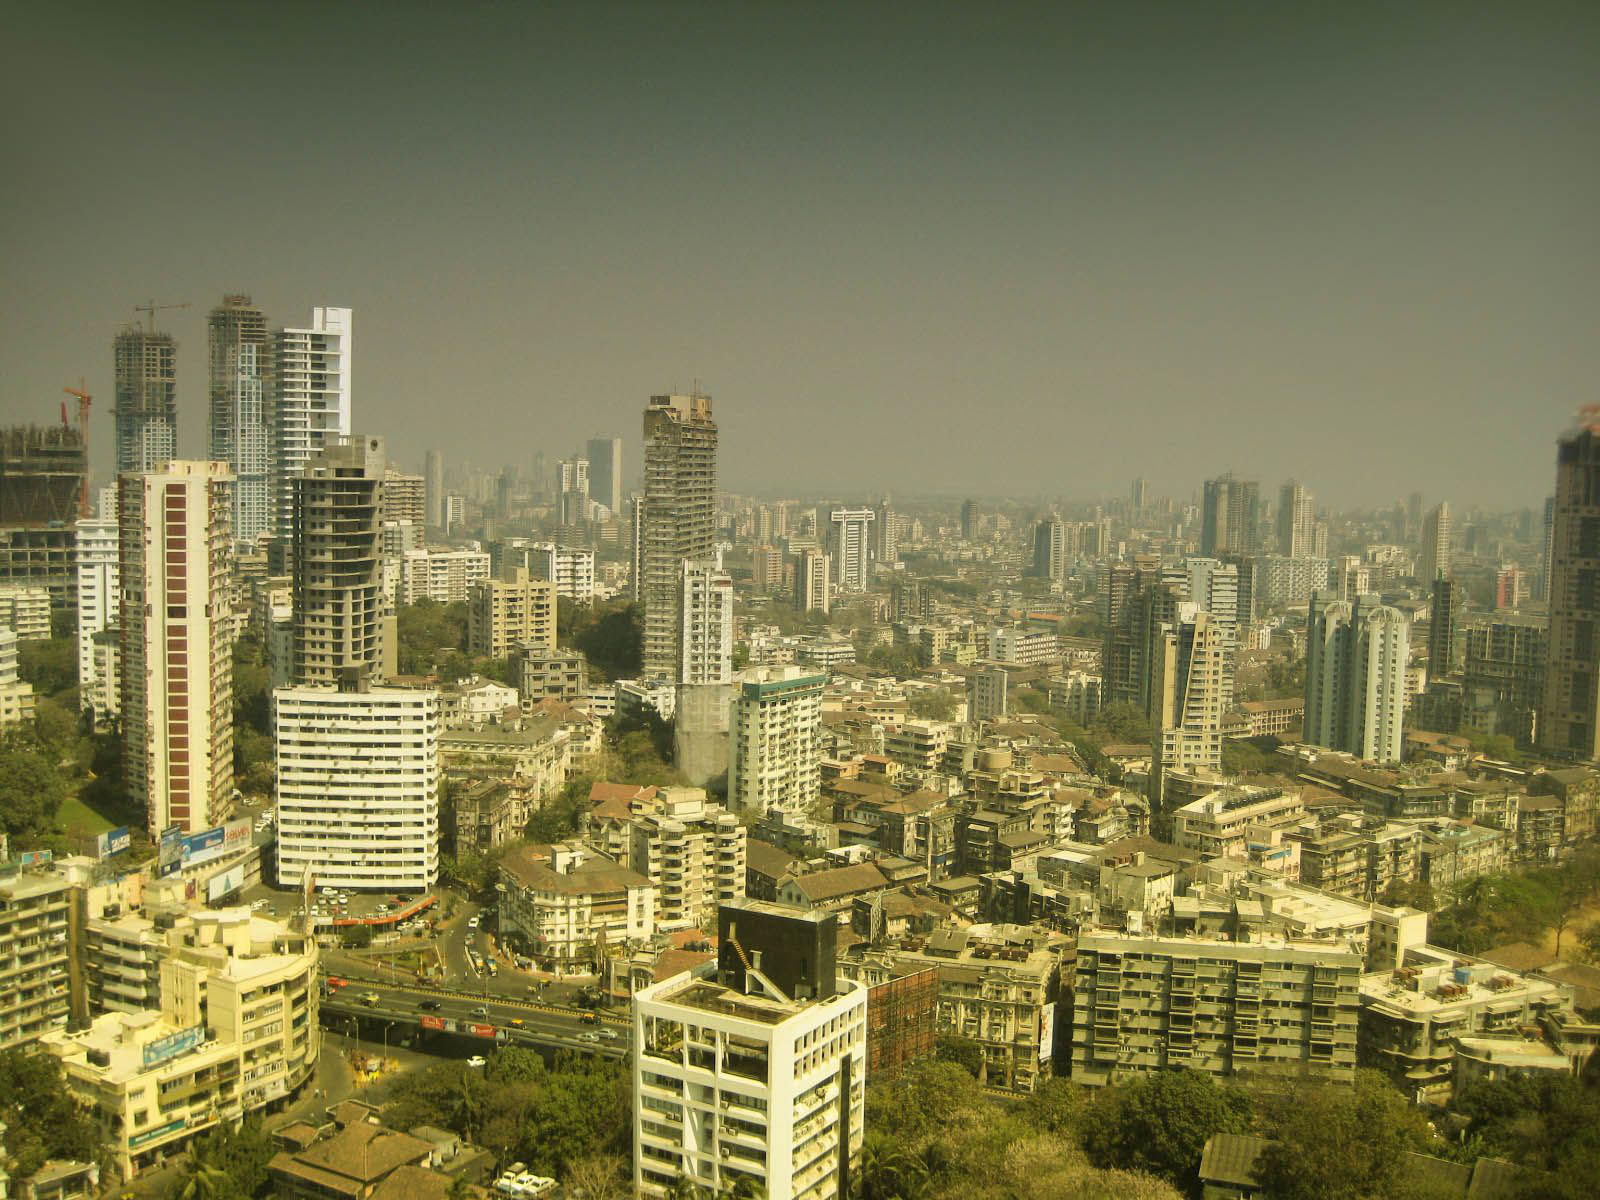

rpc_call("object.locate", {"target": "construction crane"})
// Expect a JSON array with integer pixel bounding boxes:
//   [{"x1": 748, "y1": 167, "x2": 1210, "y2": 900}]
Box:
[
  {"x1": 62, "y1": 381, "x2": 91, "y2": 518},
  {"x1": 132, "y1": 299, "x2": 190, "y2": 332}
]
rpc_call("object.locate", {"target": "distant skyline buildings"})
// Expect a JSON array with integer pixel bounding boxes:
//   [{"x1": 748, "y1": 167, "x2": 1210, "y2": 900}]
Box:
[
  {"x1": 271, "y1": 306, "x2": 352, "y2": 536},
  {"x1": 1201, "y1": 473, "x2": 1260, "y2": 557},
  {"x1": 112, "y1": 327, "x2": 177, "y2": 475},
  {"x1": 206, "y1": 294, "x2": 271, "y2": 546}
]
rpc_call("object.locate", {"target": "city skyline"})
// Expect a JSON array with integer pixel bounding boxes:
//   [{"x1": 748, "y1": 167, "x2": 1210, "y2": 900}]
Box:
[{"x1": 3, "y1": 4, "x2": 1595, "y2": 508}]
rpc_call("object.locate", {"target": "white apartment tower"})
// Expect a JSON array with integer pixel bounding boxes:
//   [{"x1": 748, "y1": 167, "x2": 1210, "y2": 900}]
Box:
[
  {"x1": 642, "y1": 392, "x2": 718, "y2": 680},
  {"x1": 1149, "y1": 604, "x2": 1231, "y2": 805},
  {"x1": 730, "y1": 666, "x2": 825, "y2": 815},
  {"x1": 291, "y1": 435, "x2": 394, "y2": 685},
  {"x1": 633, "y1": 903, "x2": 867, "y2": 1200},
  {"x1": 273, "y1": 677, "x2": 441, "y2": 891},
  {"x1": 75, "y1": 516, "x2": 119, "y2": 716},
  {"x1": 1305, "y1": 592, "x2": 1409, "y2": 764},
  {"x1": 1419, "y1": 501, "x2": 1451, "y2": 583},
  {"x1": 207, "y1": 295, "x2": 272, "y2": 546},
  {"x1": 828, "y1": 508, "x2": 875, "y2": 592},
  {"x1": 271, "y1": 306, "x2": 352, "y2": 535},
  {"x1": 679, "y1": 562, "x2": 734, "y2": 685},
  {"x1": 797, "y1": 548, "x2": 830, "y2": 615},
  {"x1": 1276, "y1": 480, "x2": 1316, "y2": 558},
  {"x1": 120, "y1": 461, "x2": 235, "y2": 836}
]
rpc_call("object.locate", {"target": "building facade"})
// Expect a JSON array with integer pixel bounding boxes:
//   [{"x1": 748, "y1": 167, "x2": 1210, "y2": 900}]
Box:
[
  {"x1": 273, "y1": 680, "x2": 440, "y2": 891},
  {"x1": 730, "y1": 667, "x2": 825, "y2": 815},
  {"x1": 113, "y1": 329, "x2": 178, "y2": 475},
  {"x1": 1304, "y1": 592, "x2": 1409, "y2": 765},
  {"x1": 641, "y1": 393, "x2": 718, "y2": 679},
  {"x1": 207, "y1": 295, "x2": 271, "y2": 546},
  {"x1": 121, "y1": 462, "x2": 235, "y2": 836},
  {"x1": 271, "y1": 307, "x2": 352, "y2": 536},
  {"x1": 467, "y1": 567, "x2": 557, "y2": 659}
]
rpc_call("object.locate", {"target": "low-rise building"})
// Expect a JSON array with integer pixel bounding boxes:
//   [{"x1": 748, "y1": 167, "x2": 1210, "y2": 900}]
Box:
[
  {"x1": 1071, "y1": 930, "x2": 1362, "y2": 1087},
  {"x1": 44, "y1": 909, "x2": 320, "y2": 1180},
  {"x1": 499, "y1": 842, "x2": 655, "y2": 974},
  {"x1": 1359, "y1": 943, "x2": 1569, "y2": 1099},
  {"x1": 0, "y1": 584, "x2": 51, "y2": 641},
  {"x1": 1417, "y1": 821, "x2": 1513, "y2": 892},
  {"x1": 516, "y1": 647, "x2": 588, "y2": 706},
  {"x1": 0, "y1": 625, "x2": 37, "y2": 730},
  {"x1": 839, "y1": 923, "x2": 1063, "y2": 1094},
  {"x1": 1173, "y1": 784, "x2": 1305, "y2": 860}
]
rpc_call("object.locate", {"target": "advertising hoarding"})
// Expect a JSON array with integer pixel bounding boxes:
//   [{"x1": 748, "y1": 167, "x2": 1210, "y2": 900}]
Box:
[
  {"x1": 95, "y1": 826, "x2": 132, "y2": 858},
  {"x1": 207, "y1": 864, "x2": 247, "y2": 902},
  {"x1": 141, "y1": 1025, "x2": 205, "y2": 1069}
]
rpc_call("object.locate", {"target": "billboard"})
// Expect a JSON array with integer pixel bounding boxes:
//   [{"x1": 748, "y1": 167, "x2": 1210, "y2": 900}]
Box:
[
  {"x1": 17, "y1": 850, "x2": 52, "y2": 869},
  {"x1": 157, "y1": 825, "x2": 185, "y2": 877},
  {"x1": 207, "y1": 864, "x2": 247, "y2": 902},
  {"x1": 420, "y1": 1015, "x2": 446, "y2": 1032},
  {"x1": 96, "y1": 826, "x2": 132, "y2": 859},
  {"x1": 141, "y1": 1024, "x2": 205, "y2": 1069},
  {"x1": 1038, "y1": 1002, "x2": 1056, "y2": 1064},
  {"x1": 469, "y1": 1023, "x2": 497, "y2": 1039}
]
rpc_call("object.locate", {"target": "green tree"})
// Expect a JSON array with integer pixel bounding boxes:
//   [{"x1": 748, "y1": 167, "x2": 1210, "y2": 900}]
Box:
[
  {"x1": 933, "y1": 1035, "x2": 983, "y2": 1078},
  {"x1": 1080, "y1": 1068, "x2": 1252, "y2": 1191},
  {"x1": 177, "y1": 1118, "x2": 277, "y2": 1200},
  {"x1": 18, "y1": 636, "x2": 76, "y2": 697},
  {"x1": 0, "y1": 1050, "x2": 102, "y2": 1178},
  {"x1": 909, "y1": 688, "x2": 956, "y2": 722},
  {"x1": 571, "y1": 603, "x2": 642, "y2": 680},
  {"x1": 1253, "y1": 1070, "x2": 1434, "y2": 1200},
  {"x1": 0, "y1": 735, "x2": 69, "y2": 840}
]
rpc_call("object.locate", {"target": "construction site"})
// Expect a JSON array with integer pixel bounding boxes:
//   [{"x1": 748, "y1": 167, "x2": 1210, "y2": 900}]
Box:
[{"x1": 0, "y1": 421, "x2": 88, "y2": 527}]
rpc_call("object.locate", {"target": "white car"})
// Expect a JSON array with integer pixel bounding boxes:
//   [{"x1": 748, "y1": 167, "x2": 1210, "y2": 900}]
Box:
[
  {"x1": 467, "y1": 916, "x2": 480, "y2": 930},
  {"x1": 466, "y1": 1055, "x2": 487, "y2": 1068}
]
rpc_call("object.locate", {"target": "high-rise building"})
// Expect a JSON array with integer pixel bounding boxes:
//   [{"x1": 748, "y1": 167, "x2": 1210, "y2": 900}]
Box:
[
  {"x1": 1463, "y1": 615, "x2": 1546, "y2": 745},
  {"x1": 273, "y1": 676, "x2": 440, "y2": 892},
  {"x1": 632, "y1": 902, "x2": 867, "y2": 1200},
  {"x1": 641, "y1": 392, "x2": 717, "y2": 679},
  {"x1": 678, "y1": 562, "x2": 733, "y2": 685},
  {"x1": 960, "y1": 498, "x2": 978, "y2": 540},
  {"x1": 1032, "y1": 515, "x2": 1066, "y2": 581},
  {"x1": 291, "y1": 435, "x2": 392, "y2": 686},
  {"x1": 872, "y1": 496, "x2": 898, "y2": 566},
  {"x1": 1540, "y1": 419, "x2": 1600, "y2": 757},
  {"x1": 380, "y1": 466, "x2": 425, "y2": 526},
  {"x1": 1276, "y1": 480, "x2": 1315, "y2": 557},
  {"x1": 730, "y1": 666, "x2": 825, "y2": 815},
  {"x1": 796, "y1": 547, "x2": 830, "y2": 615},
  {"x1": 1201, "y1": 473, "x2": 1260, "y2": 556},
  {"x1": 558, "y1": 456, "x2": 590, "y2": 525},
  {"x1": 828, "y1": 508, "x2": 874, "y2": 593},
  {"x1": 207, "y1": 295, "x2": 271, "y2": 546},
  {"x1": 75, "y1": 517, "x2": 119, "y2": 717},
  {"x1": 1305, "y1": 592, "x2": 1409, "y2": 764},
  {"x1": 1149, "y1": 605, "x2": 1231, "y2": 803},
  {"x1": 519, "y1": 541, "x2": 596, "y2": 601},
  {"x1": 751, "y1": 545, "x2": 783, "y2": 594},
  {"x1": 1, "y1": 422, "x2": 88, "y2": 527},
  {"x1": 1495, "y1": 564, "x2": 1528, "y2": 611},
  {"x1": 1538, "y1": 495, "x2": 1556, "y2": 604},
  {"x1": 628, "y1": 494, "x2": 645, "y2": 603},
  {"x1": 424, "y1": 449, "x2": 445, "y2": 529},
  {"x1": 1427, "y1": 576, "x2": 1463, "y2": 678},
  {"x1": 271, "y1": 306, "x2": 352, "y2": 535},
  {"x1": 1130, "y1": 477, "x2": 1150, "y2": 513},
  {"x1": 120, "y1": 461, "x2": 235, "y2": 835},
  {"x1": 587, "y1": 436, "x2": 623, "y2": 518},
  {"x1": 114, "y1": 328, "x2": 178, "y2": 475},
  {"x1": 1419, "y1": 502, "x2": 1451, "y2": 582},
  {"x1": 467, "y1": 566, "x2": 557, "y2": 659}
]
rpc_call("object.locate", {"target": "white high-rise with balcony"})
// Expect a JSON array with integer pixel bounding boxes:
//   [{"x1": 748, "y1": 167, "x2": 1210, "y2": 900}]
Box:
[
  {"x1": 730, "y1": 666, "x2": 825, "y2": 815},
  {"x1": 75, "y1": 516, "x2": 119, "y2": 716},
  {"x1": 1305, "y1": 592, "x2": 1409, "y2": 764},
  {"x1": 273, "y1": 679, "x2": 440, "y2": 891},
  {"x1": 271, "y1": 307, "x2": 352, "y2": 535}
]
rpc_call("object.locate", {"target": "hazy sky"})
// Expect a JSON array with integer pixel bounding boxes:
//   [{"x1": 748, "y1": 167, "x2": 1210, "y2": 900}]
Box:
[{"x1": 2, "y1": 2, "x2": 1595, "y2": 510}]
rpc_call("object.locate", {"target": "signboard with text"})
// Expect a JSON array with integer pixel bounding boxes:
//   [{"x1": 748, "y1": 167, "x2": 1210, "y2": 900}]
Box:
[
  {"x1": 96, "y1": 827, "x2": 132, "y2": 859},
  {"x1": 420, "y1": 1015, "x2": 446, "y2": 1031},
  {"x1": 141, "y1": 1024, "x2": 205, "y2": 1069},
  {"x1": 470, "y1": 1023, "x2": 497, "y2": 1039}
]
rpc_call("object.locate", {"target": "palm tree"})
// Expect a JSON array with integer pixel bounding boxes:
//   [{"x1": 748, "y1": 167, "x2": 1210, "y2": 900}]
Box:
[{"x1": 174, "y1": 1162, "x2": 229, "y2": 1200}]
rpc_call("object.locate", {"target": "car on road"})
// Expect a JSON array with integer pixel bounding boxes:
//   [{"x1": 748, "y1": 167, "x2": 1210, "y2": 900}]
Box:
[
  {"x1": 360, "y1": 992, "x2": 380, "y2": 1006},
  {"x1": 419, "y1": 999, "x2": 442, "y2": 1011},
  {"x1": 467, "y1": 916, "x2": 479, "y2": 929},
  {"x1": 466, "y1": 1056, "x2": 487, "y2": 1068},
  {"x1": 578, "y1": 1032, "x2": 599, "y2": 1043},
  {"x1": 598, "y1": 1028, "x2": 619, "y2": 1041},
  {"x1": 471, "y1": 1006, "x2": 488, "y2": 1017},
  {"x1": 579, "y1": 1012, "x2": 599, "y2": 1025},
  {"x1": 508, "y1": 1017, "x2": 525, "y2": 1027},
  {"x1": 326, "y1": 976, "x2": 348, "y2": 989}
]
